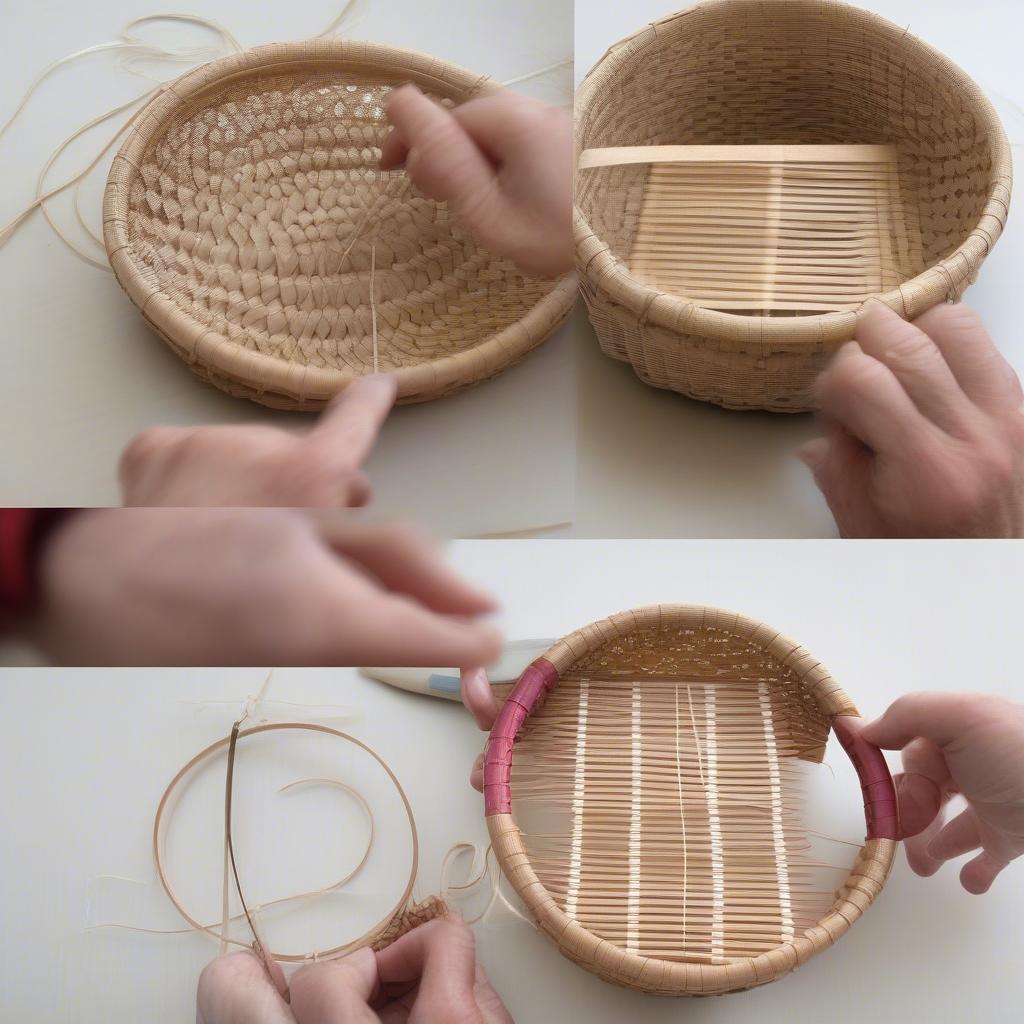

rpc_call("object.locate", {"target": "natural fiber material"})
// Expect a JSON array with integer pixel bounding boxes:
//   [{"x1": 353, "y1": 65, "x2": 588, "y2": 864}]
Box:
[
  {"x1": 104, "y1": 40, "x2": 577, "y2": 409},
  {"x1": 575, "y1": 0, "x2": 1012, "y2": 411},
  {"x1": 485, "y1": 605, "x2": 897, "y2": 996}
]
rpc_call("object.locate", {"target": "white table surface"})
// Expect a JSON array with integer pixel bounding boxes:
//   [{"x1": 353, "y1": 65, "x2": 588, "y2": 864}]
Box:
[
  {"x1": 572, "y1": 0, "x2": 1024, "y2": 538},
  {"x1": 2, "y1": 538, "x2": 1023, "y2": 1022},
  {"x1": 0, "y1": 0, "x2": 577, "y2": 536}
]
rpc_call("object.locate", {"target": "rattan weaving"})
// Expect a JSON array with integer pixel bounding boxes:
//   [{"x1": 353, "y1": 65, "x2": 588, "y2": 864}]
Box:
[
  {"x1": 575, "y1": 0, "x2": 1012, "y2": 411},
  {"x1": 484, "y1": 605, "x2": 898, "y2": 995},
  {"x1": 104, "y1": 40, "x2": 577, "y2": 409}
]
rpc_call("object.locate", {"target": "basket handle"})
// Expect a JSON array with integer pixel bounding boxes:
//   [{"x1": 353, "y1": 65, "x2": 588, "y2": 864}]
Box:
[
  {"x1": 483, "y1": 660, "x2": 901, "y2": 843},
  {"x1": 832, "y1": 715, "x2": 900, "y2": 840},
  {"x1": 483, "y1": 658, "x2": 559, "y2": 816}
]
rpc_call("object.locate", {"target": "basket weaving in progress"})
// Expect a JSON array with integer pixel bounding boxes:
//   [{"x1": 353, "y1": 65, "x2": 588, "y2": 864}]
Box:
[
  {"x1": 484, "y1": 605, "x2": 898, "y2": 995},
  {"x1": 575, "y1": 0, "x2": 1012, "y2": 411},
  {"x1": 104, "y1": 41, "x2": 577, "y2": 409}
]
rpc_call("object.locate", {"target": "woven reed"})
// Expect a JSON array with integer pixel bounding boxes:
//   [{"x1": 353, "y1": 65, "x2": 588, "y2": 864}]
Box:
[
  {"x1": 575, "y1": 0, "x2": 1012, "y2": 411},
  {"x1": 487, "y1": 605, "x2": 897, "y2": 996},
  {"x1": 104, "y1": 40, "x2": 577, "y2": 409}
]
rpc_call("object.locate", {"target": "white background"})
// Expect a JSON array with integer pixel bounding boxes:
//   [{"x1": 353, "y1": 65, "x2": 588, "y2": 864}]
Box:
[
  {"x1": 2, "y1": 539, "x2": 1023, "y2": 1022},
  {"x1": 573, "y1": 0, "x2": 1024, "y2": 537},
  {"x1": 0, "y1": 0, "x2": 577, "y2": 535}
]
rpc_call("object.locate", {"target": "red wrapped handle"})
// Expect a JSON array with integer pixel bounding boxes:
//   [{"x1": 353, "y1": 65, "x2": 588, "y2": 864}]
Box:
[
  {"x1": 483, "y1": 660, "x2": 900, "y2": 842},
  {"x1": 832, "y1": 715, "x2": 900, "y2": 840}
]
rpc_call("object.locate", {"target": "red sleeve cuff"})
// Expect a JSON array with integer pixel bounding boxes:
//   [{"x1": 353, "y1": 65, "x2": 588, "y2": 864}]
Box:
[{"x1": 0, "y1": 509, "x2": 73, "y2": 615}]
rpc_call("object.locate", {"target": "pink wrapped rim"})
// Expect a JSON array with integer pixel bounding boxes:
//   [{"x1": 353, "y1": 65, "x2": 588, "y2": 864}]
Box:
[{"x1": 483, "y1": 657, "x2": 899, "y2": 841}]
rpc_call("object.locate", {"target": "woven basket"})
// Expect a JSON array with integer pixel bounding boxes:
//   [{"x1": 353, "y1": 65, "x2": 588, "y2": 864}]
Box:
[
  {"x1": 575, "y1": 0, "x2": 1012, "y2": 411},
  {"x1": 104, "y1": 41, "x2": 577, "y2": 409},
  {"x1": 484, "y1": 605, "x2": 898, "y2": 995}
]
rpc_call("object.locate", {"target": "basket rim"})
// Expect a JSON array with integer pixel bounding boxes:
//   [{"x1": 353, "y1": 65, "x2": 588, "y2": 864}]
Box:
[
  {"x1": 104, "y1": 38, "x2": 578, "y2": 404},
  {"x1": 573, "y1": 0, "x2": 1013, "y2": 345},
  {"x1": 485, "y1": 603, "x2": 898, "y2": 995}
]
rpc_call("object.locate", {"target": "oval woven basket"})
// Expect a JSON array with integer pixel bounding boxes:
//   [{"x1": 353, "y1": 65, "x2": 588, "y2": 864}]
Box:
[
  {"x1": 484, "y1": 605, "x2": 898, "y2": 996},
  {"x1": 575, "y1": 0, "x2": 1012, "y2": 411},
  {"x1": 104, "y1": 40, "x2": 577, "y2": 409}
]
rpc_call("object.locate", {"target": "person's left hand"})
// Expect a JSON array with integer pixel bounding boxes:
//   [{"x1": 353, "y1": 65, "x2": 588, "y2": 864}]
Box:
[
  {"x1": 196, "y1": 919, "x2": 512, "y2": 1023},
  {"x1": 120, "y1": 375, "x2": 397, "y2": 507}
]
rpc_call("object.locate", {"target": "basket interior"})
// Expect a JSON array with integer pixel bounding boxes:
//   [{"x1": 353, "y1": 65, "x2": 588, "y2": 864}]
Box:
[
  {"x1": 123, "y1": 61, "x2": 556, "y2": 375},
  {"x1": 576, "y1": 1, "x2": 997, "y2": 317},
  {"x1": 509, "y1": 621, "x2": 842, "y2": 965}
]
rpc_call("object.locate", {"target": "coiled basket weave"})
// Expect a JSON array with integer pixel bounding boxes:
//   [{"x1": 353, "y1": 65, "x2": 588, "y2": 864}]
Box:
[
  {"x1": 575, "y1": 0, "x2": 1012, "y2": 411},
  {"x1": 484, "y1": 605, "x2": 898, "y2": 995},
  {"x1": 104, "y1": 41, "x2": 577, "y2": 409}
]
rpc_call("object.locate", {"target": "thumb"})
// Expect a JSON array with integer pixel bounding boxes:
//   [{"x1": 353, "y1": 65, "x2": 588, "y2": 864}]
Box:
[
  {"x1": 461, "y1": 667, "x2": 498, "y2": 730},
  {"x1": 290, "y1": 948, "x2": 380, "y2": 1023},
  {"x1": 893, "y1": 772, "x2": 944, "y2": 839},
  {"x1": 797, "y1": 436, "x2": 829, "y2": 474}
]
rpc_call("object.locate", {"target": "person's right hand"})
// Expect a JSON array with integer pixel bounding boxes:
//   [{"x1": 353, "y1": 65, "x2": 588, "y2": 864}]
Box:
[
  {"x1": 30, "y1": 510, "x2": 501, "y2": 667},
  {"x1": 801, "y1": 301, "x2": 1024, "y2": 537},
  {"x1": 196, "y1": 918, "x2": 512, "y2": 1023},
  {"x1": 120, "y1": 375, "x2": 396, "y2": 508},
  {"x1": 857, "y1": 692, "x2": 1024, "y2": 893},
  {"x1": 380, "y1": 85, "x2": 573, "y2": 279}
]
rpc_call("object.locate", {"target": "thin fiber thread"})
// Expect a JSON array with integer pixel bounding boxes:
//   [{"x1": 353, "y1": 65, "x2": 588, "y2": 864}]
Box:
[
  {"x1": 153, "y1": 721, "x2": 447, "y2": 967},
  {"x1": 105, "y1": 40, "x2": 578, "y2": 409},
  {"x1": 487, "y1": 605, "x2": 897, "y2": 996},
  {"x1": 574, "y1": 0, "x2": 1012, "y2": 411}
]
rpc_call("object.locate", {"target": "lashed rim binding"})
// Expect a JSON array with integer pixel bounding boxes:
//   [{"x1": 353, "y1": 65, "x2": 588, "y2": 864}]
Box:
[
  {"x1": 573, "y1": 0, "x2": 1012, "y2": 346},
  {"x1": 104, "y1": 40, "x2": 578, "y2": 408},
  {"x1": 484, "y1": 605, "x2": 898, "y2": 995}
]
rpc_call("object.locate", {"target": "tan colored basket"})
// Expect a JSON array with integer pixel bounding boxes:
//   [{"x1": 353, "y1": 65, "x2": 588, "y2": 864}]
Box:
[
  {"x1": 104, "y1": 40, "x2": 577, "y2": 410},
  {"x1": 575, "y1": 0, "x2": 1012, "y2": 411},
  {"x1": 484, "y1": 605, "x2": 898, "y2": 995}
]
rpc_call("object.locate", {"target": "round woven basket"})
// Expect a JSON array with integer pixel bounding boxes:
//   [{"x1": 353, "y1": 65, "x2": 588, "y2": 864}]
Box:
[
  {"x1": 484, "y1": 605, "x2": 898, "y2": 995},
  {"x1": 575, "y1": 0, "x2": 1012, "y2": 411},
  {"x1": 104, "y1": 40, "x2": 577, "y2": 409}
]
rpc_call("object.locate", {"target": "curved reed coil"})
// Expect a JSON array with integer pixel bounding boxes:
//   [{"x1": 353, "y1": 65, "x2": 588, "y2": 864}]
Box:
[
  {"x1": 105, "y1": 40, "x2": 577, "y2": 409},
  {"x1": 575, "y1": 0, "x2": 1012, "y2": 411},
  {"x1": 484, "y1": 605, "x2": 898, "y2": 995}
]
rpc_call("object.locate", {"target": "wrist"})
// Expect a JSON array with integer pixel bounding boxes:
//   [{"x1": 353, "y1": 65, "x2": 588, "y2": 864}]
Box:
[{"x1": 0, "y1": 510, "x2": 74, "y2": 623}]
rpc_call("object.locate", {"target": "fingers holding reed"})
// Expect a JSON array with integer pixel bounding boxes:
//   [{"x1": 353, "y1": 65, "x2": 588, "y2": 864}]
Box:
[{"x1": 196, "y1": 951, "x2": 296, "y2": 1024}]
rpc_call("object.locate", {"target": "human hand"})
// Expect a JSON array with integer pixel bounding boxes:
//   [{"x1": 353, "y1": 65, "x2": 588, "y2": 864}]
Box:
[
  {"x1": 856, "y1": 692, "x2": 1024, "y2": 893},
  {"x1": 120, "y1": 375, "x2": 396, "y2": 507},
  {"x1": 31, "y1": 510, "x2": 501, "y2": 666},
  {"x1": 196, "y1": 918, "x2": 512, "y2": 1023},
  {"x1": 460, "y1": 667, "x2": 498, "y2": 792},
  {"x1": 800, "y1": 300, "x2": 1024, "y2": 537},
  {"x1": 380, "y1": 85, "x2": 573, "y2": 279}
]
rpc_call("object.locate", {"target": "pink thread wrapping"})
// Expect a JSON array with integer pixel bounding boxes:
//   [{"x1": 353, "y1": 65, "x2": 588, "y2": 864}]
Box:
[
  {"x1": 483, "y1": 658, "x2": 560, "y2": 815},
  {"x1": 832, "y1": 716, "x2": 900, "y2": 840}
]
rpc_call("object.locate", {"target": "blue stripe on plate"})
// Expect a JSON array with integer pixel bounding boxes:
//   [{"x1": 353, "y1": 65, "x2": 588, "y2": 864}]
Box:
[{"x1": 427, "y1": 673, "x2": 461, "y2": 694}]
